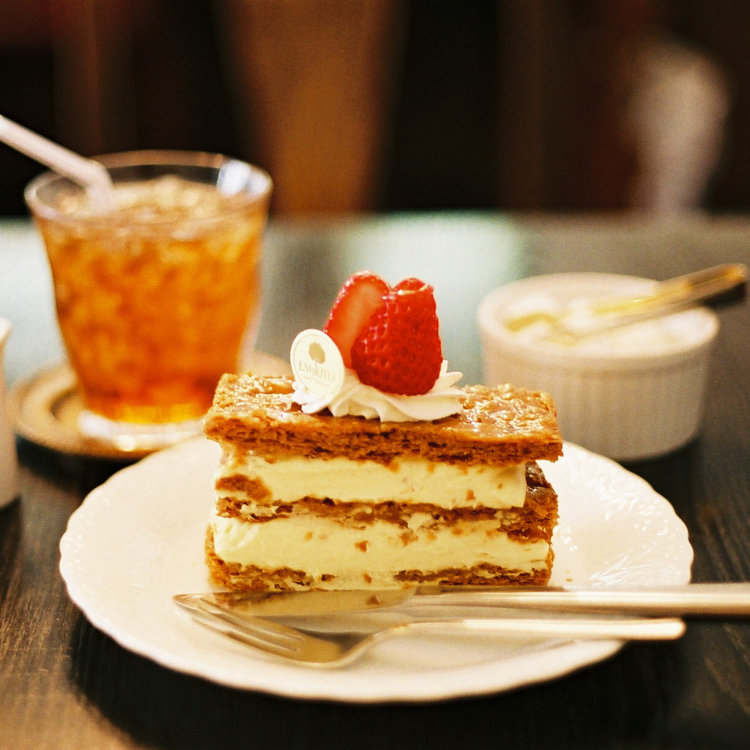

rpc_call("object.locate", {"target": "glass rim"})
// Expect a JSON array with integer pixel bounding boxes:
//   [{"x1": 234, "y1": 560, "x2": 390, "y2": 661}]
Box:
[{"x1": 24, "y1": 149, "x2": 273, "y2": 226}]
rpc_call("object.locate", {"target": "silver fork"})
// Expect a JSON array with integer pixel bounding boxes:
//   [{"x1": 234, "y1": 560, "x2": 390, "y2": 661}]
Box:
[{"x1": 176, "y1": 597, "x2": 686, "y2": 667}]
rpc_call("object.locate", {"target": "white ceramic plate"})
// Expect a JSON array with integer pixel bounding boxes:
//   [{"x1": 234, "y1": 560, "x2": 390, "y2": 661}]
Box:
[{"x1": 59, "y1": 438, "x2": 693, "y2": 703}]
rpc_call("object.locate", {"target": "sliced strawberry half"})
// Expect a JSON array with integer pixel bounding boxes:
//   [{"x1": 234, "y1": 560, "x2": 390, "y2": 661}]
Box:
[
  {"x1": 351, "y1": 279, "x2": 443, "y2": 395},
  {"x1": 323, "y1": 271, "x2": 389, "y2": 367}
]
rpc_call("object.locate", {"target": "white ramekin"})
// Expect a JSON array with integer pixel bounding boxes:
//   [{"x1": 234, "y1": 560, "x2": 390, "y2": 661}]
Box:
[{"x1": 477, "y1": 273, "x2": 719, "y2": 461}]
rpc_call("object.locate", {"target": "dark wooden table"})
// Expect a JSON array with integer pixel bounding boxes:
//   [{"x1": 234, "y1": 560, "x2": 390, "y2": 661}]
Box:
[{"x1": 1, "y1": 213, "x2": 749, "y2": 748}]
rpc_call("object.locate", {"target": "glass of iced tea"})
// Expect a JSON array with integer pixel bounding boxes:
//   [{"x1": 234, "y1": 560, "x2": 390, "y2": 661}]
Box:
[{"x1": 24, "y1": 150, "x2": 272, "y2": 450}]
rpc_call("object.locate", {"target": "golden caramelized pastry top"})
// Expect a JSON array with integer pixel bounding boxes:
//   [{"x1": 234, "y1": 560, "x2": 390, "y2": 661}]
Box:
[{"x1": 204, "y1": 374, "x2": 563, "y2": 466}]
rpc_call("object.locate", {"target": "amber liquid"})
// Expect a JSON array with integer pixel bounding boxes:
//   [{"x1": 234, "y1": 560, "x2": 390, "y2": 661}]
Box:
[{"x1": 37, "y1": 178, "x2": 266, "y2": 424}]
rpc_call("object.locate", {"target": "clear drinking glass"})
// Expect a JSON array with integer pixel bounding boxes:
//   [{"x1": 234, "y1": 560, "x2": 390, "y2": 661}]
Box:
[{"x1": 25, "y1": 150, "x2": 272, "y2": 450}]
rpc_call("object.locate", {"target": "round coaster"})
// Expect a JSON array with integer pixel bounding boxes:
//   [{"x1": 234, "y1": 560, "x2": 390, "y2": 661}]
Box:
[
  {"x1": 8, "y1": 352, "x2": 290, "y2": 460},
  {"x1": 8, "y1": 364, "x2": 135, "y2": 460}
]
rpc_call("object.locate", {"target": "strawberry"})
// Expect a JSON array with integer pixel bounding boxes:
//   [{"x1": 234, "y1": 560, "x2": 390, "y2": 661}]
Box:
[
  {"x1": 351, "y1": 278, "x2": 443, "y2": 395},
  {"x1": 323, "y1": 271, "x2": 389, "y2": 367}
]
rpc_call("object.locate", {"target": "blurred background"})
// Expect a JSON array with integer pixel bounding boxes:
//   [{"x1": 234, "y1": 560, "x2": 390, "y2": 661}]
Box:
[{"x1": 0, "y1": 0, "x2": 747, "y2": 216}]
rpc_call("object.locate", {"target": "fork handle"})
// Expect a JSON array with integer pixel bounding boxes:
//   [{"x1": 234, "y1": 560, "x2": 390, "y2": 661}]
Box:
[
  {"x1": 414, "y1": 583, "x2": 750, "y2": 617},
  {"x1": 404, "y1": 616, "x2": 686, "y2": 641}
]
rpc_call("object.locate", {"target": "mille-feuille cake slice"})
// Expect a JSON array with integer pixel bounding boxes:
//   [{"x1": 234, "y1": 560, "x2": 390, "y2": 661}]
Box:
[{"x1": 203, "y1": 372, "x2": 562, "y2": 591}]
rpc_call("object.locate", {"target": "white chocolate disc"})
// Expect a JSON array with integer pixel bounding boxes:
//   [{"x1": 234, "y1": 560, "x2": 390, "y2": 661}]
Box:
[{"x1": 290, "y1": 329, "x2": 345, "y2": 400}]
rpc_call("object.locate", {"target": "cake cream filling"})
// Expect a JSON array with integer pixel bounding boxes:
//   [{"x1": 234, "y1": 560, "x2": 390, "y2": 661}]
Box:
[
  {"x1": 211, "y1": 512, "x2": 549, "y2": 583},
  {"x1": 217, "y1": 453, "x2": 527, "y2": 509}
]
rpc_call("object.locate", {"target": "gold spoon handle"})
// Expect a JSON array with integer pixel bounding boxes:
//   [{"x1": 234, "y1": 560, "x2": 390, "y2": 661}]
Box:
[
  {"x1": 505, "y1": 263, "x2": 747, "y2": 334},
  {"x1": 591, "y1": 263, "x2": 747, "y2": 317}
]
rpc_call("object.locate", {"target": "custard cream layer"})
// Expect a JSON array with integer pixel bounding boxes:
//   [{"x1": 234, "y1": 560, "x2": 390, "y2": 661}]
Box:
[
  {"x1": 218, "y1": 453, "x2": 527, "y2": 509},
  {"x1": 211, "y1": 512, "x2": 549, "y2": 587}
]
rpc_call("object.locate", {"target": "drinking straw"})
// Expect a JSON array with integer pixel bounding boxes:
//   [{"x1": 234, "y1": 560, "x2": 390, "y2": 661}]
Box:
[{"x1": 0, "y1": 114, "x2": 113, "y2": 210}]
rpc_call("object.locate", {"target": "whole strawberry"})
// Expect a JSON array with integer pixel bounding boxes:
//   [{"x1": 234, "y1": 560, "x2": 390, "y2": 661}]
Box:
[{"x1": 351, "y1": 277, "x2": 443, "y2": 395}]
